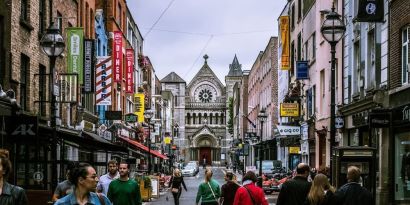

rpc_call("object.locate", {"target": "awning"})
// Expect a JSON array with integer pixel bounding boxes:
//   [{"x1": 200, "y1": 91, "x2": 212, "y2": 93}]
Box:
[{"x1": 119, "y1": 136, "x2": 168, "y2": 160}]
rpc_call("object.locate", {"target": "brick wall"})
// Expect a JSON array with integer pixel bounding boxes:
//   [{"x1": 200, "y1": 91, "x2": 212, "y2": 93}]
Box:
[{"x1": 389, "y1": 0, "x2": 410, "y2": 89}]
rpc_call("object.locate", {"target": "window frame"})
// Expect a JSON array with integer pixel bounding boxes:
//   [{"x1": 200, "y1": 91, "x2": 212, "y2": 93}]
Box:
[
  {"x1": 20, "y1": 54, "x2": 30, "y2": 111},
  {"x1": 20, "y1": 0, "x2": 29, "y2": 21},
  {"x1": 402, "y1": 26, "x2": 409, "y2": 85}
]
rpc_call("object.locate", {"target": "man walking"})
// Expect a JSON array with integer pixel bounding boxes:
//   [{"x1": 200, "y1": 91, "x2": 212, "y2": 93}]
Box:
[
  {"x1": 97, "y1": 160, "x2": 119, "y2": 196},
  {"x1": 334, "y1": 166, "x2": 373, "y2": 205},
  {"x1": 220, "y1": 172, "x2": 240, "y2": 205},
  {"x1": 276, "y1": 163, "x2": 312, "y2": 205},
  {"x1": 107, "y1": 162, "x2": 142, "y2": 205}
]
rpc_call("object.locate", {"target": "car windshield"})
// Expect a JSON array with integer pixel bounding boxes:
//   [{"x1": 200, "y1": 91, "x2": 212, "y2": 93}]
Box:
[{"x1": 185, "y1": 165, "x2": 195, "y2": 169}]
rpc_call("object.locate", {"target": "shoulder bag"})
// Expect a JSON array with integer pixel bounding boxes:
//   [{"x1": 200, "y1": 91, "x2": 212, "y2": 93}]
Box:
[
  {"x1": 243, "y1": 185, "x2": 256, "y2": 205},
  {"x1": 207, "y1": 182, "x2": 220, "y2": 204}
]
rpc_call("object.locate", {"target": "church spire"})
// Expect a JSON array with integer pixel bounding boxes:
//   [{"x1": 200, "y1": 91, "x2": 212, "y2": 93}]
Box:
[{"x1": 227, "y1": 54, "x2": 242, "y2": 76}]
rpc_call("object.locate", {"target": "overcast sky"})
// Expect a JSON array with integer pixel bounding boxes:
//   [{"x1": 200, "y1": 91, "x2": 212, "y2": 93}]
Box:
[{"x1": 128, "y1": 0, "x2": 287, "y2": 84}]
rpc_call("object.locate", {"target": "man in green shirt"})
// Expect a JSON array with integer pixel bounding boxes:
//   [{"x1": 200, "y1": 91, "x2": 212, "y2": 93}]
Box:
[{"x1": 107, "y1": 162, "x2": 142, "y2": 205}]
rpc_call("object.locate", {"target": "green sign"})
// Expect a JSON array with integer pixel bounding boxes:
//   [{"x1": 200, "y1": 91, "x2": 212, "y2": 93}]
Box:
[
  {"x1": 124, "y1": 113, "x2": 137, "y2": 122},
  {"x1": 67, "y1": 28, "x2": 84, "y2": 83}
]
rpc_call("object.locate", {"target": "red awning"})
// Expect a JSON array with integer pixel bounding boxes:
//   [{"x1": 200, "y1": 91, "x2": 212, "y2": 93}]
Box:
[{"x1": 119, "y1": 136, "x2": 168, "y2": 160}]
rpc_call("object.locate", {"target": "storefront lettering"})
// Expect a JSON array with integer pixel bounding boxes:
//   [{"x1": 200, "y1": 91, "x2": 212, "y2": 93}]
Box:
[{"x1": 403, "y1": 106, "x2": 410, "y2": 121}]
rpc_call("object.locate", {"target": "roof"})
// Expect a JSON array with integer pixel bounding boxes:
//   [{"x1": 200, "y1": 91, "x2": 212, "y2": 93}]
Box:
[
  {"x1": 161, "y1": 72, "x2": 186, "y2": 83},
  {"x1": 227, "y1": 54, "x2": 243, "y2": 77}
]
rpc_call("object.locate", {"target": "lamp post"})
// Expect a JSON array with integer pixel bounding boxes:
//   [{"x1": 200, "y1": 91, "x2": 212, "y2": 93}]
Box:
[
  {"x1": 144, "y1": 110, "x2": 154, "y2": 174},
  {"x1": 40, "y1": 22, "x2": 65, "y2": 191},
  {"x1": 257, "y1": 108, "x2": 267, "y2": 187},
  {"x1": 320, "y1": 3, "x2": 345, "y2": 182}
]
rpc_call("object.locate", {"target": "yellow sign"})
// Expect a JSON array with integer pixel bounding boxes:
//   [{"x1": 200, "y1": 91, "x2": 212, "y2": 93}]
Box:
[
  {"x1": 289, "y1": 147, "x2": 300, "y2": 154},
  {"x1": 164, "y1": 137, "x2": 171, "y2": 144},
  {"x1": 134, "y1": 93, "x2": 145, "y2": 122},
  {"x1": 280, "y1": 103, "x2": 299, "y2": 117},
  {"x1": 279, "y1": 16, "x2": 290, "y2": 70}
]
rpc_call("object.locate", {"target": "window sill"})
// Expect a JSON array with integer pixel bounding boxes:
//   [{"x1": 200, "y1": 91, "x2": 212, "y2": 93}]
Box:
[{"x1": 20, "y1": 19, "x2": 34, "y2": 31}]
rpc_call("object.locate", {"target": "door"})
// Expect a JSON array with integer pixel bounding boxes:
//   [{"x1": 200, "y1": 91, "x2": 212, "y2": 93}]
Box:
[{"x1": 200, "y1": 147, "x2": 211, "y2": 165}]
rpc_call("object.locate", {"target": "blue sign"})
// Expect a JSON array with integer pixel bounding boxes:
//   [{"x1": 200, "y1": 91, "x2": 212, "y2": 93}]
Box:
[{"x1": 296, "y1": 61, "x2": 309, "y2": 79}]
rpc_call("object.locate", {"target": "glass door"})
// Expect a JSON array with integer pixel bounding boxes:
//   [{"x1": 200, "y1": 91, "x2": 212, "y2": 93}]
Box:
[{"x1": 395, "y1": 132, "x2": 410, "y2": 201}]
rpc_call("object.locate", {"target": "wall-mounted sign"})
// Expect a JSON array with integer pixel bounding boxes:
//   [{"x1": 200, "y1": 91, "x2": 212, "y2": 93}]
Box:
[
  {"x1": 105, "y1": 111, "x2": 122, "y2": 120},
  {"x1": 113, "y1": 31, "x2": 122, "y2": 82},
  {"x1": 67, "y1": 28, "x2": 84, "y2": 83},
  {"x1": 289, "y1": 147, "x2": 300, "y2": 154},
  {"x1": 356, "y1": 0, "x2": 384, "y2": 22},
  {"x1": 96, "y1": 56, "x2": 112, "y2": 105},
  {"x1": 280, "y1": 103, "x2": 299, "y2": 117},
  {"x1": 124, "y1": 113, "x2": 137, "y2": 123},
  {"x1": 277, "y1": 125, "x2": 301, "y2": 136},
  {"x1": 134, "y1": 93, "x2": 145, "y2": 123},
  {"x1": 125, "y1": 49, "x2": 134, "y2": 93},
  {"x1": 335, "y1": 117, "x2": 345, "y2": 129},
  {"x1": 164, "y1": 137, "x2": 171, "y2": 144},
  {"x1": 84, "y1": 39, "x2": 95, "y2": 93},
  {"x1": 279, "y1": 16, "x2": 290, "y2": 70},
  {"x1": 296, "y1": 61, "x2": 309, "y2": 79}
]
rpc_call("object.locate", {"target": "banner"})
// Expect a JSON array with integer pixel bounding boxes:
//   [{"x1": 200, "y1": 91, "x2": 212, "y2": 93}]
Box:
[
  {"x1": 280, "y1": 103, "x2": 299, "y2": 117},
  {"x1": 125, "y1": 49, "x2": 134, "y2": 93},
  {"x1": 356, "y1": 0, "x2": 384, "y2": 22},
  {"x1": 96, "y1": 56, "x2": 112, "y2": 105},
  {"x1": 84, "y1": 39, "x2": 95, "y2": 93},
  {"x1": 296, "y1": 61, "x2": 309, "y2": 79},
  {"x1": 67, "y1": 28, "x2": 84, "y2": 83},
  {"x1": 279, "y1": 16, "x2": 290, "y2": 70},
  {"x1": 134, "y1": 93, "x2": 145, "y2": 122},
  {"x1": 113, "y1": 31, "x2": 123, "y2": 82}
]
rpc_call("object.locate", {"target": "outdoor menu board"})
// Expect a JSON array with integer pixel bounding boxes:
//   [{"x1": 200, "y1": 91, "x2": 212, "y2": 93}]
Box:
[{"x1": 150, "y1": 176, "x2": 159, "y2": 198}]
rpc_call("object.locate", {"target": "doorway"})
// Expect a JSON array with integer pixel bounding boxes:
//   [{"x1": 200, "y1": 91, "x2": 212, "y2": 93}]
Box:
[{"x1": 199, "y1": 147, "x2": 211, "y2": 166}]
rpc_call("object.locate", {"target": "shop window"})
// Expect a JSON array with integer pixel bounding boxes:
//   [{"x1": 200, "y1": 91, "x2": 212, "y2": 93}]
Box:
[
  {"x1": 395, "y1": 132, "x2": 410, "y2": 201},
  {"x1": 16, "y1": 163, "x2": 25, "y2": 186}
]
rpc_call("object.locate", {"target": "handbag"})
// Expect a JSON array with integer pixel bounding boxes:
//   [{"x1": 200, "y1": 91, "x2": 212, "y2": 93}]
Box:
[{"x1": 171, "y1": 187, "x2": 179, "y2": 193}]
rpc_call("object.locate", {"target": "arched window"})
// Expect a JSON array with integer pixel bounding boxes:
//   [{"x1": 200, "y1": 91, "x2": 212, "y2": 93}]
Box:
[
  {"x1": 221, "y1": 113, "x2": 224, "y2": 124},
  {"x1": 215, "y1": 113, "x2": 219, "y2": 124},
  {"x1": 204, "y1": 113, "x2": 208, "y2": 124},
  {"x1": 199, "y1": 113, "x2": 202, "y2": 124},
  {"x1": 187, "y1": 113, "x2": 191, "y2": 125},
  {"x1": 210, "y1": 113, "x2": 213, "y2": 124},
  {"x1": 193, "y1": 113, "x2": 196, "y2": 124}
]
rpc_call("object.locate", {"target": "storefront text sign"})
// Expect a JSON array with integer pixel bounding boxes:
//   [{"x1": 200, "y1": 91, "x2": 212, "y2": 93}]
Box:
[
  {"x1": 67, "y1": 28, "x2": 84, "y2": 83},
  {"x1": 113, "y1": 31, "x2": 122, "y2": 82},
  {"x1": 125, "y1": 49, "x2": 134, "y2": 93},
  {"x1": 280, "y1": 103, "x2": 299, "y2": 117},
  {"x1": 277, "y1": 125, "x2": 301, "y2": 136},
  {"x1": 96, "y1": 56, "x2": 112, "y2": 105}
]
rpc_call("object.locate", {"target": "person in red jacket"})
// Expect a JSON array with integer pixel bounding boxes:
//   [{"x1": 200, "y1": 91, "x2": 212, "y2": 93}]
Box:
[{"x1": 233, "y1": 171, "x2": 268, "y2": 205}]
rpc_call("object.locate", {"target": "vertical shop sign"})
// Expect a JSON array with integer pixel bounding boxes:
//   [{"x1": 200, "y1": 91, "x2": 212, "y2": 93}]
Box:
[
  {"x1": 134, "y1": 93, "x2": 145, "y2": 122},
  {"x1": 67, "y1": 28, "x2": 84, "y2": 83},
  {"x1": 84, "y1": 39, "x2": 94, "y2": 92},
  {"x1": 96, "y1": 57, "x2": 112, "y2": 105},
  {"x1": 279, "y1": 16, "x2": 290, "y2": 70},
  {"x1": 113, "y1": 31, "x2": 122, "y2": 82},
  {"x1": 125, "y1": 49, "x2": 134, "y2": 93}
]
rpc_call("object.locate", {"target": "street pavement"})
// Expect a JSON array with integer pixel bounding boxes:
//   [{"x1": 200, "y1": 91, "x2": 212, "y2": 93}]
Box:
[{"x1": 144, "y1": 167, "x2": 278, "y2": 205}]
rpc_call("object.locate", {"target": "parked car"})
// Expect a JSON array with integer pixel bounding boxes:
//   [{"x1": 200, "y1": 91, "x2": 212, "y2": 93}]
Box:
[
  {"x1": 186, "y1": 161, "x2": 199, "y2": 174},
  {"x1": 182, "y1": 165, "x2": 197, "y2": 176}
]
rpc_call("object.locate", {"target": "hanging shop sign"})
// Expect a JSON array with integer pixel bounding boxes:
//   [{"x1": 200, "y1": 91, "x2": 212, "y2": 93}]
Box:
[
  {"x1": 280, "y1": 103, "x2": 299, "y2": 117},
  {"x1": 279, "y1": 16, "x2": 290, "y2": 70},
  {"x1": 113, "y1": 31, "x2": 123, "y2": 82},
  {"x1": 124, "y1": 113, "x2": 137, "y2": 123},
  {"x1": 277, "y1": 125, "x2": 301, "y2": 136},
  {"x1": 105, "y1": 111, "x2": 122, "y2": 120},
  {"x1": 134, "y1": 93, "x2": 145, "y2": 123},
  {"x1": 96, "y1": 56, "x2": 112, "y2": 105},
  {"x1": 356, "y1": 0, "x2": 384, "y2": 22},
  {"x1": 289, "y1": 147, "x2": 300, "y2": 154},
  {"x1": 125, "y1": 49, "x2": 134, "y2": 93},
  {"x1": 296, "y1": 61, "x2": 309, "y2": 79},
  {"x1": 67, "y1": 28, "x2": 84, "y2": 84},
  {"x1": 84, "y1": 39, "x2": 95, "y2": 93}
]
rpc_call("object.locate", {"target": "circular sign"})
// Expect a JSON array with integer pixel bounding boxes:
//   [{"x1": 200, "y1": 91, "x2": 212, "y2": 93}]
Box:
[
  {"x1": 366, "y1": 3, "x2": 376, "y2": 15},
  {"x1": 335, "y1": 117, "x2": 345, "y2": 129},
  {"x1": 33, "y1": 171, "x2": 44, "y2": 182}
]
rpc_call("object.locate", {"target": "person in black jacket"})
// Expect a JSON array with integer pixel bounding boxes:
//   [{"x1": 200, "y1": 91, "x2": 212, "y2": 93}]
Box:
[
  {"x1": 0, "y1": 149, "x2": 27, "y2": 205},
  {"x1": 334, "y1": 166, "x2": 373, "y2": 205},
  {"x1": 277, "y1": 163, "x2": 312, "y2": 205},
  {"x1": 169, "y1": 168, "x2": 187, "y2": 205}
]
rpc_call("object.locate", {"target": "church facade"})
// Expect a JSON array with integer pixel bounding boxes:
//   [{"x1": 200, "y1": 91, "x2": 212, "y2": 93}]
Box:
[{"x1": 161, "y1": 55, "x2": 229, "y2": 166}]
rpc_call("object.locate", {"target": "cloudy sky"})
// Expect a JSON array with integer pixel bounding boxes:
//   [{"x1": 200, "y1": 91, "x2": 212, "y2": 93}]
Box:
[{"x1": 128, "y1": 0, "x2": 287, "y2": 84}]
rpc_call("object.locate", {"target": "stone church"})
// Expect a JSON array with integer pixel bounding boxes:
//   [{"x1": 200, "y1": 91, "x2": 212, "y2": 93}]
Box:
[{"x1": 161, "y1": 55, "x2": 242, "y2": 165}]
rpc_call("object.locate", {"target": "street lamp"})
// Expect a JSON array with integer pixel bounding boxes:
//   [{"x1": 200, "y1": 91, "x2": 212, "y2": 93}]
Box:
[
  {"x1": 40, "y1": 22, "x2": 65, "y2": 191},
  {"x1": 320, "y1": 3, "x2": 345, "y2": 182},
  {"x1": 257, "y1": 108, "x2": 267, "y2": 187},
  {"x1": 144, "y1": 110, "x2": 154, "y2": 174}
]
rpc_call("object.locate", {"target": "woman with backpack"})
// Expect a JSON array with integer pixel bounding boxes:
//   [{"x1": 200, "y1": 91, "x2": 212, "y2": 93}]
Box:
[
  {"x1": 169, "y1": 169, "x2": 187, "y2": 205},
  {"x1": 233, "y1": 171, "x2": 268, "y2": 205}
]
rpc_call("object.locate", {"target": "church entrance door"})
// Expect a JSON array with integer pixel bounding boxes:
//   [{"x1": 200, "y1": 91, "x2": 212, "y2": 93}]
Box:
[{"x1": 200, "y1": 147, "x2": 211, "y2": 166}]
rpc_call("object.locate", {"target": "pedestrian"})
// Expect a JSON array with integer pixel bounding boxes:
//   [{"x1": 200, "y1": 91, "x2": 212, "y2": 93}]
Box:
[
  {"x1": 107, "y1": 161, "x2": 142, "y2": 205},
  {"x1": 169, "y1": 168, "x2": 187, "y2": 205},
  {"x1": 0, "y1": 149, "x2": 27, "y2": 205},
  {"x1": 203, "y1": 157, "x2": 207, "y2": 169},
  {"x1": 305, "y1": 174, "x2": 335, "y2": 205},
  {"x1": 196, "y1": 167, "x2": 220, "y2": 205},
  {"x1": 220, "y1": 172, "x2": 240, "y2": 205},
  {"x1": 276, "y1": 163, "x2": 312, "y2": 205},
  {"x1": 97, "y1": 159, "x2": 119, "y2": 196},
  {"x1": 232, "y1": 171, "x2": 268, "y2": 205},
  {"x1": 54, "y1": 162, "x2": 111, "y2": 205},
  {"x1": 334, "y1": 166, "x2": 373, "y2": 205},
  {"x1": 52, "y1": 162, "x2": 75, "y2": 202}
]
